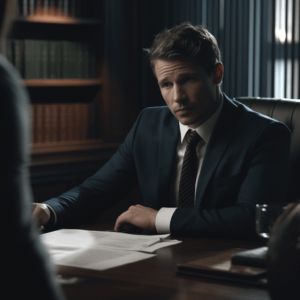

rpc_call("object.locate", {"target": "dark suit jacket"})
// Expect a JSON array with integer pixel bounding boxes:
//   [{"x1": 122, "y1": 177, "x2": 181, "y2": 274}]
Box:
[{"x1": 45, "y1": 94, "x2": 291, "y2": 238}]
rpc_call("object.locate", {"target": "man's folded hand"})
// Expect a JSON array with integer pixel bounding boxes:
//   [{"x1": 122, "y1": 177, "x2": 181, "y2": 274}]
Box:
[{"x1": 114, "y1": 204, "x2": 158, "y2": 232}]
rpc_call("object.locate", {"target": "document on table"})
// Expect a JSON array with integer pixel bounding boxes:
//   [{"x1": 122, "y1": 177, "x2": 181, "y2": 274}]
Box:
[{"x1": 41, "y1": 229, "x2": 181, "y2": 271}]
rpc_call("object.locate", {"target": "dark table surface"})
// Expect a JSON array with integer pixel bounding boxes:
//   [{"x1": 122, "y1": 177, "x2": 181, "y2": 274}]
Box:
[{"x1": 56, "y1": 222, "x2": 270, "y2": 300}]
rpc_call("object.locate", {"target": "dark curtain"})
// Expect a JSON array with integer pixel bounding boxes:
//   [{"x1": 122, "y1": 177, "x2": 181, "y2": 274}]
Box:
[{"x1": 105, "y1": 0, "x2": 300, "y2": 110}]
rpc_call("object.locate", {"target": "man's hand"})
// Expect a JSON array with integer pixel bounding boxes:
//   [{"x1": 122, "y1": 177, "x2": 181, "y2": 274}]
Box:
[
  {"x1": 32, "y1": 203, "x2": 51, "y2": 231},
  {"x1": 114, "y1": 205, "x2": 158, "y2": 232}
]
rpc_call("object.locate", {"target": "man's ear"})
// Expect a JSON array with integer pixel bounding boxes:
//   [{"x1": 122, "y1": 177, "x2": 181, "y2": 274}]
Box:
[{"x1": 214, "y1": 63, "x2": 224, "y2": 85}]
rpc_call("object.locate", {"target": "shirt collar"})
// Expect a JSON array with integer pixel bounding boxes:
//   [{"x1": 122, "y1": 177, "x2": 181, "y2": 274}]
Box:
[{"x1": 179, "y1": 95, "x2": 224, "y2": 144}]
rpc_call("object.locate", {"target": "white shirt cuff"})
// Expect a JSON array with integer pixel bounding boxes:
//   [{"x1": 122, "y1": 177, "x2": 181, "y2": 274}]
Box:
[
  {"x1": 155, "y1": 207, "x2": 177, "y2": 233},
  {"x1": 45, "y1": 204, "x2": 57, "y2": 225}
]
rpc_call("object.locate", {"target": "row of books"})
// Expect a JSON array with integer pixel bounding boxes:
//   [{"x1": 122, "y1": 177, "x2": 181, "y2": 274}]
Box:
[
  {"x1": 31, "y1": 102, "x2": 97, "y2": 144},
  {"x1": 6, "y1": 39, "x2": 97, "y2": 79},
  {"x1": 17, "y1": 0, "x2": 100, "y2": 19}
]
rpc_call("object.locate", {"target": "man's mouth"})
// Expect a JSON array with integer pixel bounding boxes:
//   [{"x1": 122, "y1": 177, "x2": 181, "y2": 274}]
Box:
[{"x1": 175, "y1": 107, "x2": 193, "y2": 113}]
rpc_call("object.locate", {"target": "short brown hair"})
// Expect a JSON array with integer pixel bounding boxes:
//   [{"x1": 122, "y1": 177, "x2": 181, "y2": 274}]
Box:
[{"x1": 145, "y1": 23, "x2": 221, "y2": 76}]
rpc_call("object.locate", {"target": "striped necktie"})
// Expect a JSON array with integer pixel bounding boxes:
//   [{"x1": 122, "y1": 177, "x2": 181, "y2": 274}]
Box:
[{"x1": 178, "y1": 130, "x2": 202, "y2": 208}]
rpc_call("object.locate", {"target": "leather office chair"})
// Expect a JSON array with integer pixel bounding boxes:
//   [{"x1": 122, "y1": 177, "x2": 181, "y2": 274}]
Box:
[{"x1": 235, "y1": 97, "x2": 300, "y2": 202}]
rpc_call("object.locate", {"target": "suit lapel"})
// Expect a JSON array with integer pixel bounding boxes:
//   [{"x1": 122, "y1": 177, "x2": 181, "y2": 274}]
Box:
[
  {"x1": 156, "y1": 115, "x2": 180, "y2": 208},
  {"x1": 195, "y1": 95, "x2": 240, "y2": 208}
]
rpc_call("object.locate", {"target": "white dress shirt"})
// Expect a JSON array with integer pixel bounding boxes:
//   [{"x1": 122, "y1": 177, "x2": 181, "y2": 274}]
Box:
[{"x1": 155, "y1": 98, "x2": 224, "y2": 233}]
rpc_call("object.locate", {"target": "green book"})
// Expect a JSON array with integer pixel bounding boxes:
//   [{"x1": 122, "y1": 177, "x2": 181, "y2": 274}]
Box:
[
  {"x1": 15, "y1": 39, "x2": 24, "y2": 78},
  {"x1": 62, "y1": 40, "x2": 69, "y2": 78},
  {"x1": 82, "y1": 41, "x2": 89, "y2": 78},
  {"x1": 77, "y1": 41, "x2": 83, "y2": 78},
  {"x1": 70, "y1": 41, "x2": 78, "y2": 78},
  {"x1": 49, "y1": 41, "x2": 56, "y2": 78},
  {"x1": 56, "y1": 41, "x2": 63, "y2": 78},
  {"x1": 41, "y1": 40, "x2": 49, "y2": 78},
  {"x1": 34, "y1": 40, "x2": 41, "y2": 78}
]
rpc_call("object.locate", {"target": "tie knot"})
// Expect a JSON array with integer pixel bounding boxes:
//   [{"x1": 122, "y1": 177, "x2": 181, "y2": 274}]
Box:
[{"x1": 185, "y1": 130, "x2": 201, "y2": 147}]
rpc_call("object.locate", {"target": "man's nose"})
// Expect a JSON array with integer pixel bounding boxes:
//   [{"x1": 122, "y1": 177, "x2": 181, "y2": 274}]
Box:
[{"x1": 173, "y1": 85, "x2": 186, "y2": 103}]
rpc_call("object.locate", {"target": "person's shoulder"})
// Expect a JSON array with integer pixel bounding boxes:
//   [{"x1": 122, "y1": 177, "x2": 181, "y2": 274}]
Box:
[
  {"x1": 140, "y1": 105, "x2": 170, "y2": 114},
  {"x1": 138, "y1": 106, "x2": 173, "y2": 120},
  {"x1": 133, "y1": 106, "x2": 176, "y2": 130}
]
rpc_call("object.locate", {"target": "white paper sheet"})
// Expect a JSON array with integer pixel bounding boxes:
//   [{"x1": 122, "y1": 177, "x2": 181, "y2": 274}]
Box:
[{"x1": 41, "y1": 229, "x2": 181, "y2": 271}]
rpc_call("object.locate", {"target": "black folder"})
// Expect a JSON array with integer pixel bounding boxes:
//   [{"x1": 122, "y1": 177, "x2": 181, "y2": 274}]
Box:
[{"x1": 177, "y1": 248, "x2": 267, "y2": 287}]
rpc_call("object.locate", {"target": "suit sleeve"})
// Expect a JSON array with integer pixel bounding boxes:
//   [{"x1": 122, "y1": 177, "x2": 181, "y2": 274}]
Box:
[
  {"x1": 44, "y1": 111, "x2": 145, "y2": 229},
  {"x1": 170, "y1": 121, "x2": 291, "y2": 238}
]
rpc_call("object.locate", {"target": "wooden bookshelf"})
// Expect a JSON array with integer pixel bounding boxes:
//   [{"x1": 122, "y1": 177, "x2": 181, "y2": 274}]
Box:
[
  {"x1": 16, "y1": 15, "x2": 102, "y2": 25},
  {"x1": 7, "y1": 0, "x2": 104, "y2": 143},
  {"x1": 23, "y1": 78, "x2": 103, "y2": 87},
  {"x1": 6, "y1": 0, "x2": 123, "y2": 202}
]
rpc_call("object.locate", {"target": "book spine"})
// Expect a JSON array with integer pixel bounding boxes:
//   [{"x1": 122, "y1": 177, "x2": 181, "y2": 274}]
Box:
[
  {"x1": 65, "y1": 103, "x2": 74, "y2": 141},
  {"x1": 34, "y1": 40, "x2": 41, "y2": 78},
  {"x1": 88, "y1": 102, "x2": 97, "y2": 139},
  {"x1": 24, "y1": 39, "x2": 31, "y2": 79},
  {"x1": 35, "y1": 0, "x2": 42, "y2": 14},
  {"x1": 56, "y1": 41, "x2": 62, "y2": 78},
  {"x1": 90, "y1": 42, "x2": 97, "y2": 78},
  {"x1": 49, "y1": 41, "x2": 56, "y2": 78},
  {"x1": 58, "y1": 103, "x2": 67, "y2": 142},
  {"x1": 82, "y1": 41, "x2": 89, "y2": 78},
  {"x1": 51, "y1": 104, "x2": 59, "y2": 142},
  {"x1": 41, "y1": 40, "x2": 49, "y2": 78},
  {"x1": 79, "y1": 103, "x2": 89, "y2": 140},
  {"x1": 70, "y1": 0, "x2": 76, "y2": 17},
  {"x1": 35, "y1": 104, "x2": 44, "y2": 143},
  {"x1": 15, "y1": 39, "x2": 24, "y2": 78},
  {"x1": 44, "y1": 104, "x2": 59, "y2": 142},
  {"x1": 77, "y1": 41, "x2": 83, "y2": 78},
  {"x1": 57, "y1": 0, "x2": 63, "y2": 16},
  {"x1": 49, "y1": 0, "x2": 55, "y2": 15},
  {"x1": 43, "y1": 0, "x2": 49, "y2": 14},
  {"x1": 29, "y1": 0, "x2": 34, "y2": 16},
  {"x1": 72, "y1": 40, "x2": 79, "y2": 78},
  {"x1": 23, "y1": 0, "x2": 28, "y2": 17},
  {"x1": 62, "y1": 40, "x2": 69, "y2": 78},
  {"x1": 63, "y1": 0, "x2": 69, "y2": 17},
  {"x1": 72, "y1": 103, "x2": 81, "y2": 140},
  {"x1": 44, "y1": 104, "x2": 51, "y2": 143}
]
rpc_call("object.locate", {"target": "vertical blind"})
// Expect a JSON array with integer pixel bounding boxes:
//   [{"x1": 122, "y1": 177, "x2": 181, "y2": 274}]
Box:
[{"x1": 137, "y1": 0, "x2": 300, "y2": 107}]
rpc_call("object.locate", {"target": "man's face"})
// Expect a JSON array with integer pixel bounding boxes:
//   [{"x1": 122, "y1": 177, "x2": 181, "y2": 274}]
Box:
[{"x1": 155, "y1": 59, "x2": 222, "y2": 128}]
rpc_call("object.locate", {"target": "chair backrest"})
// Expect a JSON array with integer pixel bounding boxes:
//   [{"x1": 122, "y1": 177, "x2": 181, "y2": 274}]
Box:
[{"x1": 234, "y1": 97, "x2": 300, "y2": 201}]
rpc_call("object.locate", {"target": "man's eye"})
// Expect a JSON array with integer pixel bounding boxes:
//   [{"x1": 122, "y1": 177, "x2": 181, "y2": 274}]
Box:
[{"x1": 162, "y1": 82, "x2": 172, "y2": 88}]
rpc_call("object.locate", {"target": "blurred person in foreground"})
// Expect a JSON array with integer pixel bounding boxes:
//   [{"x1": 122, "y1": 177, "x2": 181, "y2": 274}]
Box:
[
  {"x1": 268, "y1": 201, "x2": 300, "y2": 300},
  {"x1": 1, "y1": 0, "x2": 65, "y2": 299}
]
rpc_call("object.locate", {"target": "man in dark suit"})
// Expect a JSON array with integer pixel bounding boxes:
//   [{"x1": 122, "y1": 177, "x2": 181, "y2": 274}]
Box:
[{"x1": 34, "y1": 23, "x2": 291, "y2": 238}]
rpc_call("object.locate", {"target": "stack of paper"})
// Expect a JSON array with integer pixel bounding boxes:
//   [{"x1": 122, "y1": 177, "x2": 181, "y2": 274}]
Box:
[{"x1": 41, "y1": 229, "x2": 181, "y2": 271}]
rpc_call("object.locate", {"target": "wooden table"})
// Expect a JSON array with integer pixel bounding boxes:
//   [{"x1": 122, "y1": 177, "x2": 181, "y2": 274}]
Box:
[{"x1": 56, "y1": 224, "x2": 270, "y2": 300}]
